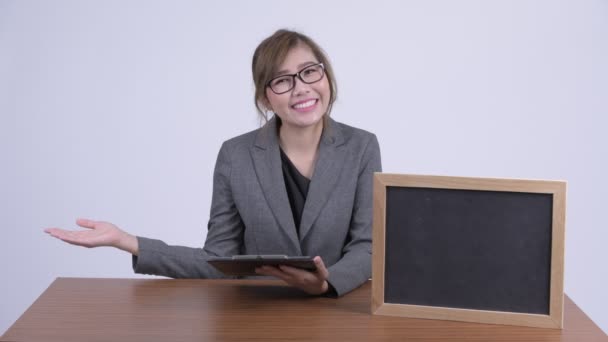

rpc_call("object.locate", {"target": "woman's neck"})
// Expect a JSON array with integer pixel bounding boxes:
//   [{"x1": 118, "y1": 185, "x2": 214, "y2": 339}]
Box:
[
  {"x1": 278, "y1": 118, "x2": 324, "y2": 179},
  {"x1": 278, "y1": 119, "x2": 324, "y2": 155}
]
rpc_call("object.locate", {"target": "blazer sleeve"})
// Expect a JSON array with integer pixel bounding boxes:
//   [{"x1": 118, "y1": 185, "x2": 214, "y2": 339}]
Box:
[
  {"x1": 132, "y1": 141, "x2": 243, "y2": 278},
  {"x1": 326, "y1": 134, "x2": 382, "y2": 296}
]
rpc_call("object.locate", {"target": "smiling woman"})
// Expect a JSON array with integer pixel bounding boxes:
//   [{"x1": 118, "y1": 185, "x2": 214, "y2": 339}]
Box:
[
  {"x1": 265, "y1": 47, "x2": 329, "y2": 132},
  {"x1": 45, "y1": 29, "x2": 382, "y2": 297}
]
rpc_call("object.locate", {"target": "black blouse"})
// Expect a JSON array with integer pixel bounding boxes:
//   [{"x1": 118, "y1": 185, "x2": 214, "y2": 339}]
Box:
[
  {"x1": 279, "y1": 148, "x2": 339, "y2": 297},
  {"x1": 279, "y1": 148, "x2": 310, "y2": 235}
]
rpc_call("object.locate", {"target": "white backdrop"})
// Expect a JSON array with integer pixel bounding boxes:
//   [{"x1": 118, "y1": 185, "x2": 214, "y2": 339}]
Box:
[{"x1": 1, "y1": 0, "x2": 606, "y2": 335}]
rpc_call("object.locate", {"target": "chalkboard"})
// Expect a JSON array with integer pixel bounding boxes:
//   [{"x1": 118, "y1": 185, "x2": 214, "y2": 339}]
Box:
[{"x1": 371, "y1": 174, "x2": 566, "y2": 329}]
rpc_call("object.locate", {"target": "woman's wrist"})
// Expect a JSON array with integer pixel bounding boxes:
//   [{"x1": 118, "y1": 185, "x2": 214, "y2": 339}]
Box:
[
  {"x1": 320, "y1": 280, "x2": 329, "y2": 294},
  {"x1": 117, "y1": 233, "x2": 139, "y2": 256}
]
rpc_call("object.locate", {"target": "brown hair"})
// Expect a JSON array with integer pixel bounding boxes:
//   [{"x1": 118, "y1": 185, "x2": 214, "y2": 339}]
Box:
[{"x1": 252, "y1": 29, "x2": 338, "y2": 124}]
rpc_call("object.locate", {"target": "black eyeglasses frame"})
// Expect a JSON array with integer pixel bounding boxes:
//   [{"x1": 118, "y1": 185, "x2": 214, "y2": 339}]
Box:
[{"x1": 266, "y1": 63, "x2": 326, "y2": 95}]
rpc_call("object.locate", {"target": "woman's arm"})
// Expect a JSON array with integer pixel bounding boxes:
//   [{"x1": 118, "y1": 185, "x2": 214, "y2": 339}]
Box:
[
  {"x1": 45, "y1": 218, "x2": 139, "y2": 254},
  {"x1": 132, "y1": 141, "x2": 244, "y2": 278},
  {"x1": 325, "y1": 134, "x2": 382, "y2": 296},
  {"x1": 45, "y1": 141, "x2": 245, "y2": 279}
]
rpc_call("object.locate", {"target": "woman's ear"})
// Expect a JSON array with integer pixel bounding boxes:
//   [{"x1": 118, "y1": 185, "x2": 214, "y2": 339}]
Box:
[{"x1": 261, "y1": 96, "x2": 273, "y2": 113}]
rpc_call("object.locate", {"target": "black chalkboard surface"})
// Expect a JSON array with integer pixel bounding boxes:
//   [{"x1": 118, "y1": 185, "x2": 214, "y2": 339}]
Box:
[
  {"x1": 371, "y1": 174, "x2": 566, "y2": 329},
  {"x1": 385, "y1": 187, "x2": 552, "y2": 314}
]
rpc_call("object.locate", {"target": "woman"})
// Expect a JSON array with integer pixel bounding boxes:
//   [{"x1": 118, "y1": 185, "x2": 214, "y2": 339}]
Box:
[{"x1": 45, "y1": 29, "x2": 382, "y2": 297}]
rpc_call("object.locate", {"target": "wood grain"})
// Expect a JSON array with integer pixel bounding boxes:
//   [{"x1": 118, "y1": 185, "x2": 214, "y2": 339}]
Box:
[{"x1": 1, "y1": 278, "x2": 606, "y2": 342}]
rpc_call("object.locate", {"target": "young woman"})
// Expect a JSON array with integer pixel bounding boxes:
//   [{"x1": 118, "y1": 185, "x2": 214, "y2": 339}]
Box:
[{"x1": 45, "y1": 29, "x2": 382, "y2": 297}]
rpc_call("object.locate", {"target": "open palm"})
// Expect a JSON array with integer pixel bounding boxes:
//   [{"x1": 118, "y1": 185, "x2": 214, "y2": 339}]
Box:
[{"x1": 45, "y1": 218, "x2": 123, "y2": 248}]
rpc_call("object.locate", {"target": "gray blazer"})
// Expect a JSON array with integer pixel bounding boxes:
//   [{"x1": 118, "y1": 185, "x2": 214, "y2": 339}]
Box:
[{"x1": 133, "y1": 117, "x2": 382, "y2": 296}]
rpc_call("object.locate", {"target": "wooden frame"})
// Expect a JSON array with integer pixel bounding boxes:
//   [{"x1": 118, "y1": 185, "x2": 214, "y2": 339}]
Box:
[{"x1": 371, "y1": 174, "x2": 566, "y2": 329}]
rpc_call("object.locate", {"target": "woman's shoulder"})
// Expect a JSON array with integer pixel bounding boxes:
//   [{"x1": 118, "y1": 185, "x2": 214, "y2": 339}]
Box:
[
  {"x1": 222, "y1": 127, "x2": 260, "y2": 148},
  {"x1": 330, "y1": 118, "x2": 378, "y2": 145},
  {"x1": 221, "y1": 117, "x2": 281, "y2": 151},
  {"x1": 330, "y1": 119, "x2": 381, "y2": 169},
  {"x1": 218, "y1": 122, "x2": 278, "y2": 156}
]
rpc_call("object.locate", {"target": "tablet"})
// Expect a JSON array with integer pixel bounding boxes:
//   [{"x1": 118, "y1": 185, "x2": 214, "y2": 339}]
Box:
[{"x1": 207, "y1": 255, "x2": 317, "y2": 276}]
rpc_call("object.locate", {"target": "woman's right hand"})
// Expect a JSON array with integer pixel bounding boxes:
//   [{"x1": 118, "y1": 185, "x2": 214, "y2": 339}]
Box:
[{"x1": 45, "y1": 218, "x2": 139, "y2": 255}]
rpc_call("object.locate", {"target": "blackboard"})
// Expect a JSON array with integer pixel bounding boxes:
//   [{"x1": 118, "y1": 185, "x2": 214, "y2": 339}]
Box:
[{"x1": 372, "y1": 174, "x2": 566, "y2": 329}]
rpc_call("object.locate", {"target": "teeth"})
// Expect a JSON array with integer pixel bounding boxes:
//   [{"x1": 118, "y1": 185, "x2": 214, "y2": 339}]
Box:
[{"x1": 293, "y1": 99, "x2": 316, "y2": 109}]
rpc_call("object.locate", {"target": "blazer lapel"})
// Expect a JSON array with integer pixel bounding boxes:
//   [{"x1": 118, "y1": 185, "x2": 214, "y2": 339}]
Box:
[
  {"x1": 250, "y1": 117, "x2": 302, "y2": 254},
  {"x1": 299, "y1": 119, "x2": 346, "y2": 241}
]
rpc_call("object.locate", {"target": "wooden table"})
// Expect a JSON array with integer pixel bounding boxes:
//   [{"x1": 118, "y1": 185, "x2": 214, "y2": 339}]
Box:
[{"x1": 2, "y1": 278, "x2": 606, "y2": 341}]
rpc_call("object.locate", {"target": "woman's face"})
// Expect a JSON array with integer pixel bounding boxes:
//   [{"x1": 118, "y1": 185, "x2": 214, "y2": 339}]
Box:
[{"x1": 265, "y1": 44, "x2": 330, "y2": 131}]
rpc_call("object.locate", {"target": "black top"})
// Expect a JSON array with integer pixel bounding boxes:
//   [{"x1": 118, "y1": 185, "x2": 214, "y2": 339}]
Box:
[
  {"x1": 280, "y1": 148, "x2": 310, "y2": 235},
  {"x1": 279, "y1": 147, "x2": 339, "y2": 297}
]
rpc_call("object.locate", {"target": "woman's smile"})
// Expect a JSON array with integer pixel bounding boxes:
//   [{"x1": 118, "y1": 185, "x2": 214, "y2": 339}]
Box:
[{"x1": 291, "y1": 98, "x2": 318, "y2": 112}]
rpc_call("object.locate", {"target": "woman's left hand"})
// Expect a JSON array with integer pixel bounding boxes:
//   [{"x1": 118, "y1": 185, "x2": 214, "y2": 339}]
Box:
[{"x1": 255, "y1": 256, "x2": 330, "y2": 295}]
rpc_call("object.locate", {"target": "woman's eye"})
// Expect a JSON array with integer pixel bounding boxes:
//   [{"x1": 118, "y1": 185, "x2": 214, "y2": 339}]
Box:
[{"x1": 273, "y1": 78, "x2": 288, "y2": 85}]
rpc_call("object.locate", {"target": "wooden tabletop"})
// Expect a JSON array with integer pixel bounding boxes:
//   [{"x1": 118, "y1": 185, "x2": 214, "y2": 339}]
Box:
[{"x1": 2, "y1": 278, "x2": 606, "y2": 342}]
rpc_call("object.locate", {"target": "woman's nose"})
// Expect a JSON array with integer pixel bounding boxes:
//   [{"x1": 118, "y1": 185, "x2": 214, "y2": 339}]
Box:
[{"x1": 292, "y1": 76, "x2": 311, "y2": 95}]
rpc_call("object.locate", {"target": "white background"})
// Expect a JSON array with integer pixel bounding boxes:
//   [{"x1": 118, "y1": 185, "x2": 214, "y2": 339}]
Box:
[{"x1": 1, "y1": 0, "x2": 606, "y2": 335}]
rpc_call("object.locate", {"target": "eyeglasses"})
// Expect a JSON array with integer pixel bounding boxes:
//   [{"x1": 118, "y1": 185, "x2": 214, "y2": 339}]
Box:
[{"x1": 267, "y1": 63, "x2": 325, "y2": 95}]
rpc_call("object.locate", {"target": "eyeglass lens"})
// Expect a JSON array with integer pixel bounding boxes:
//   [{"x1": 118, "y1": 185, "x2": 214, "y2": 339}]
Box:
[{"x1": 269, "y1": 64, "x2": 324, "y2": 94}]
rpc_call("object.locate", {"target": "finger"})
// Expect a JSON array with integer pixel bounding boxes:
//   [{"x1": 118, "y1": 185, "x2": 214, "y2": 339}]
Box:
[
  {"x1": 76, "y1": 218, "x2": 97, "y2": 229},
  {"x1": 46, "y1": 229, "x2": 91, "y2": 247},
  {"x1": 44, "y1": 228, "x2": 71, "y2": 238},
  {"x1": 277, "y1": 264, "x2": 328, "y2": 295},
  {"x1": 277, "y1": 265, "x2": 308, "y2": 278},
  {"x1": 313, "y1": 256, "x2": 329, "y2": 279},
  {"x1": 254, "y1": 266, "x2": 266, "y2": 275},
  {"x1": 45, "y1": 227, "x2": 77, "y2": 235},
  {"x1": 255, "y1": 265, "x2": 281, "y2": 276},
  {"x1": 256, "y1": 266, "x2": 292, "y2": 282}
]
